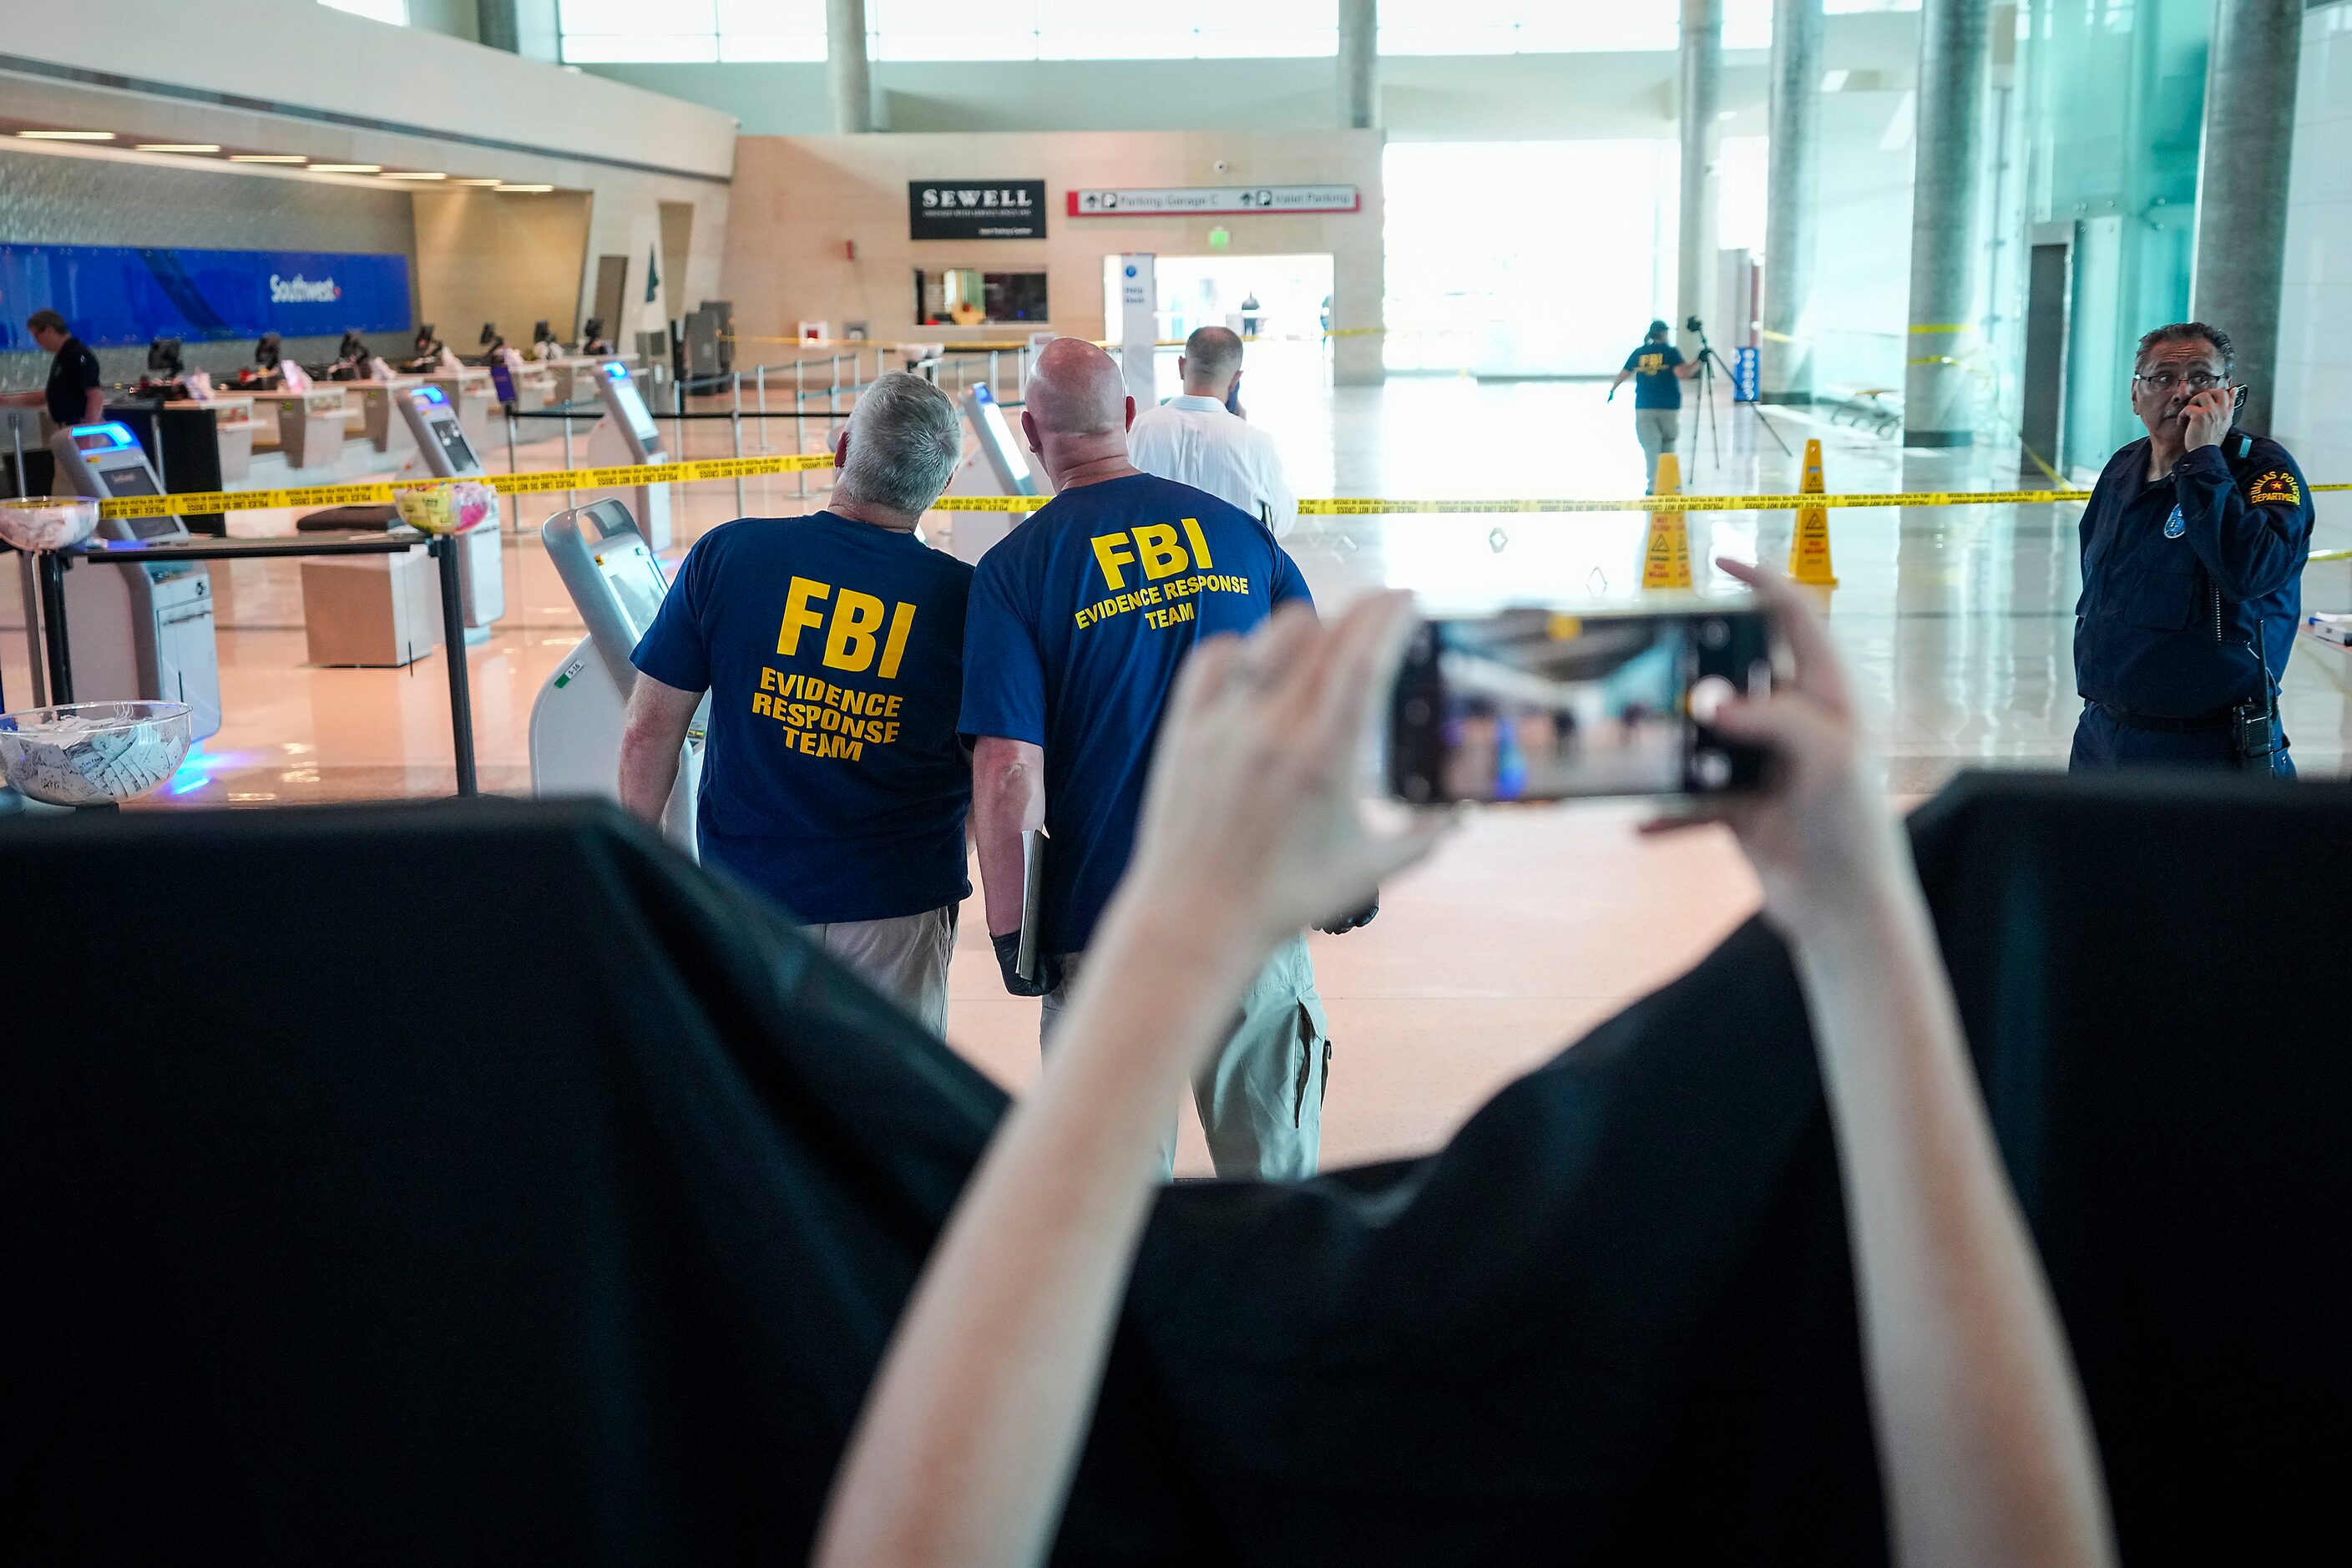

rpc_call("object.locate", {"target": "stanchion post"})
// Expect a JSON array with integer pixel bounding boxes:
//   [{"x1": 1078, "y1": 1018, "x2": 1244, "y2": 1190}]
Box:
[
  {"x1": 756, "y1": 364, "x2": 770, "y2": 451},
  {"x1": 505, "y1": 410, "x2": 518, "y2": 479},
  {"x1": 731, "y1": 379, "x2": 746, "y2": 518},
  {"x1": 564, "y1": 417, "x2": 576, "y2": 511},
  {"x1": 432, "y1": 535, "x2": 478, "y2": 797},
  {"x1": 38, "y1": 551, "x2": 75, "y2": 704},
  {"x1": 797, "y1": 358, "x2": 808, "y2": 498}
]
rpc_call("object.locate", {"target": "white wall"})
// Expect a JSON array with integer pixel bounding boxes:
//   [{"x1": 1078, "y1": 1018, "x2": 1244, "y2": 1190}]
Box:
[
  {"x1": 2278, "y1": 2, "x2": 2352, "y2": 543},
  {"x1": 12, "y1": 0, "x2": 735, "y2": 179}
]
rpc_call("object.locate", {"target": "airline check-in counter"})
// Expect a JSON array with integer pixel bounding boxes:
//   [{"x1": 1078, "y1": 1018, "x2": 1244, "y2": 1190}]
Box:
[
  {"x1": 543, "y1": 356, "x2": 636, "y2": 407},
  {"x1": 166, "y1": 397, "x2": 256, "y2": 484},
  {"x1": 251, "y1": 389, "x2": 350, "y2": 471},
  {"x1": 335, "y1": 380, "x2": 420, "y2": 461}
]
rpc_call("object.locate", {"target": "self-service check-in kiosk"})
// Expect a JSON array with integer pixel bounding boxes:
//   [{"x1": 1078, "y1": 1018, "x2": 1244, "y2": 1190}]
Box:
[
  {"x1": 393, "y1": 382, "x2": 505, "y2": 637},
  {"x1": 529, "y1": 498, "x2": 701, "y2": 852},
  {"x1": 944, "y1": 382, "x2": 1045, "y2": 564},
  {"x1": 584, "y1": 361, "x2": 673, "y2": 552},
  {"x1": 47, "y1": 422, "x2": 224, "y2": 740}
]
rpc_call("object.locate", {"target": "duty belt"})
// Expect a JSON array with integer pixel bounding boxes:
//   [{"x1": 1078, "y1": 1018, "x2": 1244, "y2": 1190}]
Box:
[{"x1": 2090, "y1": 701, "x2": 2234, "y2": 734}]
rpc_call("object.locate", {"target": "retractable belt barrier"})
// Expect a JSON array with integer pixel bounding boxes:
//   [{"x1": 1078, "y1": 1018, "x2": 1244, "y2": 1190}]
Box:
[{"x1": 80, "y1": 458, "x2": 2352, "y2": 524}]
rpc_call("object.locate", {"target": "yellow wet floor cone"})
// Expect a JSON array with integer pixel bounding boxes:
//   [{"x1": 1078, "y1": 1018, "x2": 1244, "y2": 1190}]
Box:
[
  {"x1": 1787, "y1": 437, "x2": 1839, "y2": 586},
  {"x1": 1641, "y1": 453, "x2": 1693, "y2": 590}
]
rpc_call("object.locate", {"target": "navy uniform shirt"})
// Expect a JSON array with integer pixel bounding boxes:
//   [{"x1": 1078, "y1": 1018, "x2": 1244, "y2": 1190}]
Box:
[
  {"x1": 632, "y1": 511, "x2": 974, "y2": 924},
  {"x1": 959, "y1": 473, "x2": 1313, "y2": 959},
  {"x1": 46, "y1": 336, "x2": 104, "y2": 427},
  {"x1": 2074, "y1": 432, "x2": 2314, "y2": 719},
  {"x1": 1623, "y1": 342, "x2": 1685, "y2": 410}
]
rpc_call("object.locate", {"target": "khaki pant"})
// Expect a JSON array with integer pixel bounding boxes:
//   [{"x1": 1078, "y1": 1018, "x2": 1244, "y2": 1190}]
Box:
[
  {"x1": 805, "y1": 903, "x2": 958, "y2": 1038},
  {"x1": 1635, "y1": 407, "x2": 1681, "y2": 491},
  {"x1": 1041, "y1": 934, "x2": 1331, "y2": 1181}
]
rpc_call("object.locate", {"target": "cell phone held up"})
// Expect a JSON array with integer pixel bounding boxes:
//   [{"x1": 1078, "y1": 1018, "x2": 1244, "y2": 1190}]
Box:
[{"x1": 1388, "y1": 602, "x2": 1779, "y2": 804}]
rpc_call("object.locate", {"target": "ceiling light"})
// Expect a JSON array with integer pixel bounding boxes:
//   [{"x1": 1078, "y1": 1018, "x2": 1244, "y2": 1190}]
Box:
[
  {"x1": 455, "y1": 177, "x2": 501, "y2": 186},
  {"x1": 230, "y1": 154, "x2": 307, "y2": 163},
  {"x1": 310, "y1": 163, "x2": 381, "y2": 173},
  {"x1": 19, "y1": 129, "x2": 115, "y2": 141},
  {"x1": 1822, "y1": 68, "x2": 1851, "y2": 92},
  {"x1": 135, "y1": 143, "x2": 222, "y2": 153},
  {"x1": 379, "y1": 170, "x2": 448, "y2": 180},
  {"x1": 495, "y1": 183, "x2": 554, "y2": 194}
]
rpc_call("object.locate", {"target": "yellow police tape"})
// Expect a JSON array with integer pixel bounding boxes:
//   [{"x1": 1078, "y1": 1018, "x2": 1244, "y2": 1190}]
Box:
[
  {"x1": 88, "y1": 458, "x2": 2352, "y2": 524},
  {"x1": 89, "y1": 453, "x2": 838, "y2": 522}
]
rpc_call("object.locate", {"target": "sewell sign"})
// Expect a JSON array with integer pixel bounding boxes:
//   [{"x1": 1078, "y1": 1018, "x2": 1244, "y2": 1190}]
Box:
[
  {"x1": 1067, "y1": 185, "x2": 1360, "y2": 217},
  {"x1": 908, "y1": 180, "x2": 1048, "y2": 240}
]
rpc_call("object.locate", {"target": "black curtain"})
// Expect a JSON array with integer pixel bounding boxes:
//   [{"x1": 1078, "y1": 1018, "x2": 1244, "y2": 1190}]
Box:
[{"x1": 3, "y1": 775, "x2": 2344, "y2": 1565}]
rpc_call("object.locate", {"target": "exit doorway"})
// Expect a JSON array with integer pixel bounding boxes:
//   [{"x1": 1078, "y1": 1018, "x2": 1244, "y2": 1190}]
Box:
[{"x1": 1100, "y1": 253, "x2": 1336, "y2": 403}]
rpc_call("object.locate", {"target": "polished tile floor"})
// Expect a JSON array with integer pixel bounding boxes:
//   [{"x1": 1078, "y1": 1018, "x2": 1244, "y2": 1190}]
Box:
[{"x1": 15, "y1": 367, "x2": 2349, "y2": 1171}]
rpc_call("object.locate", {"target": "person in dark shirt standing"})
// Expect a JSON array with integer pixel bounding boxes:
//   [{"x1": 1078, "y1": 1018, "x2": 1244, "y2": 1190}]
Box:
[
  {"x1": 4, "y1": 309, "x2": 106, "y2": 431},
  {"x1": 619, "y1": 372, "x2": 974, "y2": 1035},
  {"x1": 960, "y1": 338, "x2": 1336, "y2": 1181},
  {"x1": 1608, "y1": 318, "x2": 1701, "y2": 493},
  {"x1": 2070, "y1": 321, "x2": 2314, "y2": 776}
]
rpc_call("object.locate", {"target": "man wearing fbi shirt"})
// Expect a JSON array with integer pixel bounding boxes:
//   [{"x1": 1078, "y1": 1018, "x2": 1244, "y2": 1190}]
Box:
[
  {"x1": 620, "y1": 373, "x2": 974, "y2": 1034},
  {"x1": 962, "y1": 338, "x2": 1336, "y2": 1180},
  {"x1": 2071, "y1": 321, "x2": 2314, "y2": 775}
]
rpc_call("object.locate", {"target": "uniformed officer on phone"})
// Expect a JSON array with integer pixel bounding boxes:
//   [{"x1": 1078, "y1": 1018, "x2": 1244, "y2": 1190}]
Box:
[{"x1": 2071, "y1": 321, "x2": 2314, "y2": 776}]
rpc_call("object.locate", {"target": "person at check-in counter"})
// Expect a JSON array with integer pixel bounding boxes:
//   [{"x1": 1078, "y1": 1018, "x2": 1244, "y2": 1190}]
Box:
[
  {"x1": 2070, "y1": 321, "x2": 2314, "y2": 776},
  {"x1": 3, "y1": 308, "x2": 105, "y2": 429},
  {"x1": 959, "y1": 336, "x2": 1338, "y2": 1181},
  {"x1": 617, "y1": 372, "x2": 974, "y2": 1036}
]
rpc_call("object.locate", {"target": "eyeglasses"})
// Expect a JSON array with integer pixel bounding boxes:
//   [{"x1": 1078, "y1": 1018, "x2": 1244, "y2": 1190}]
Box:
[{"x1": 2134, "y1": 371, "x2": 2228, "y2": 392}]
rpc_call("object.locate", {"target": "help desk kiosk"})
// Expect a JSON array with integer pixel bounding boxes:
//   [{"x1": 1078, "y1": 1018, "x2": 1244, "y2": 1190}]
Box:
[
  {"x1": 584, "y1": 362, "x2": 674, "y2": 552},
  {"x1": 529, "y1": 498, "x2": 701, "y2": 853},
  {"x1": 47, "y1": 422, "x2": 225, "y2": 740},
  {"x1": 943, "y1": 382, "x2": 1045, "y2": 564},
  {"x1": 294, "y1": 383, "x2": 505, "y2": 666}
]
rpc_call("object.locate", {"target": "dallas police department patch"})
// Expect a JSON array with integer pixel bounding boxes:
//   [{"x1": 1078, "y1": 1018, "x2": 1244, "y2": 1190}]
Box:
[
  {"x1": 2163, "y1": 505, "x2": 2186, "y2": 539},
  {"x1": 2247, "y1": 469, "x2": 2302, "y2": 508}
]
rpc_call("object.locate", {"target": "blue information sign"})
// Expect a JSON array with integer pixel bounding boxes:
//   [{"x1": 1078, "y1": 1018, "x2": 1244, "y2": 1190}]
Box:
[
  {"x1": 0, "y1": 244, "x2": 412, "y2": 352},
  {"x1": 1732, "y1": 344, "x2": 1761, "y2": 402}
]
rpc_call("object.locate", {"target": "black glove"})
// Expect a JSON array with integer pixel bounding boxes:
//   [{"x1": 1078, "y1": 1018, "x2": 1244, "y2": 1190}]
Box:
[
  {"x1": 992, "y1": 930, "x2": 1062, "y2": 997},
  {"x1": 1316, "y1": 898, "x2": 1378, "y2": 936}
]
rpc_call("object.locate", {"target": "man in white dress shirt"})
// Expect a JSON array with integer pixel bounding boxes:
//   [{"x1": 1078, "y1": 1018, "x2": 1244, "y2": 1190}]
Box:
[{"x1": 1126, "y1": 325, "x2": 1298, "y2": 539}]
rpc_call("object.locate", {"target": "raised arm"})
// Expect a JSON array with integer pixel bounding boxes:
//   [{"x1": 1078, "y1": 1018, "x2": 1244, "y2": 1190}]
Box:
[
  {"x1": 814, "y1": 595, "x2": 1442, "y2": 1568},
  {"x1": 1692, "y1": 561, "x2": 2115, "y2": 1568}
]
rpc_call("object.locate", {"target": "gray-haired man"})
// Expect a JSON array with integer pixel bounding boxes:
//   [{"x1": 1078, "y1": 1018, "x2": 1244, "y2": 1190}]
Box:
[{"x1": 621, "y1": 372, "x2": 976, "y2": 1034}]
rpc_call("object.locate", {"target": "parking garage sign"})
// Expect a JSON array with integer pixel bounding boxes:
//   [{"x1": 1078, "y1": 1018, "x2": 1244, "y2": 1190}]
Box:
[{"x1": 1067, "y1": 186, "x2": 1360, "y2": 217}]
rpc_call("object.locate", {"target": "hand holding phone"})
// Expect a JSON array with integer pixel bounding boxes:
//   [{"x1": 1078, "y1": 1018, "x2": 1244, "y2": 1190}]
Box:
[{"x1": 1388, "y1": 600, "x2": 1779, "y2": 804}]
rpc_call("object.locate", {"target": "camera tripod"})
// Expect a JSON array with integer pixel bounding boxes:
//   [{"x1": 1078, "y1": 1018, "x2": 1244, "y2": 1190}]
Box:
[{"x1": 1684, "y1": 315, "x2": 1792, "y2": 473}]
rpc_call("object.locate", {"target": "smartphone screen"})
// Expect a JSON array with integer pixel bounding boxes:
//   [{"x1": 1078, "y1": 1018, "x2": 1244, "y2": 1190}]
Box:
[{"x1": 1388, "y1": 604, "x2": 1776, "y2": 802}]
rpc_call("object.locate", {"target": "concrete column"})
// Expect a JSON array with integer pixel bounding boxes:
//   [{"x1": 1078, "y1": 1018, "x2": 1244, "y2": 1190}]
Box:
[
  {"x1": 1760, "y1": 0, "x2": 1823, "y2": 402},
  {"x1": 1677, "y1": 0, "x2": 1723, "y2": 364},
  {"x1": 828, "y1": 0, "x2": 874, "y2": 135},
  {"x1": 1338, "y1": 0, "x2": 1378, "y2": 131},
  {"x1": 2191, "y1": 0, "x2": 2303, "y2": 433},
  {"x1": 1901, "y1": 0, "x2": 1992, "y2": 448}
]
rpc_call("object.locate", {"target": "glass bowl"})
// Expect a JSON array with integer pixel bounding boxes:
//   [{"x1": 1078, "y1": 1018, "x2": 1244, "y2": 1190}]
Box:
[
  {"x1": 0, "y1": 701, "x2": 195, "y2": 806},
  {"x1": 0, "y1": 497, "x2": 99, "y2": 553}
]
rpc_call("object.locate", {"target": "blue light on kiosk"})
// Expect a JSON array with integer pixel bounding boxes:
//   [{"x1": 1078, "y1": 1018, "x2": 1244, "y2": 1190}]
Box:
[
  {"x1": 603, "y1": 362, "x2": 630, "y2": 382},
  {"x1": 69, "y1": 422, "x2": 141, "y2": 451},
  {"x1": 414, "y1": 384, "x2": 448, "y2": 406}
]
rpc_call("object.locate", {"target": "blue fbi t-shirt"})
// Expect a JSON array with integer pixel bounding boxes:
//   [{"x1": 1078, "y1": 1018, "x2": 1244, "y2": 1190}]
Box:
[
  {"x1": 1625, "y1": 342, "x2": 1685, "y2": 409},
  {"x1": 631, "y1": 511, "x2": 974, "y2": 924},
  {"x1": 959, "y1": 473, "x2": 1313, "y2": 958}
]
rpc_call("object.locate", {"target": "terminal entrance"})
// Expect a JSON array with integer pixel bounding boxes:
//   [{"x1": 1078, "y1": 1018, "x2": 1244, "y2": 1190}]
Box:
[{"x1": 1104, "y1": 253, "x2": 1335, "y2": 404}]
